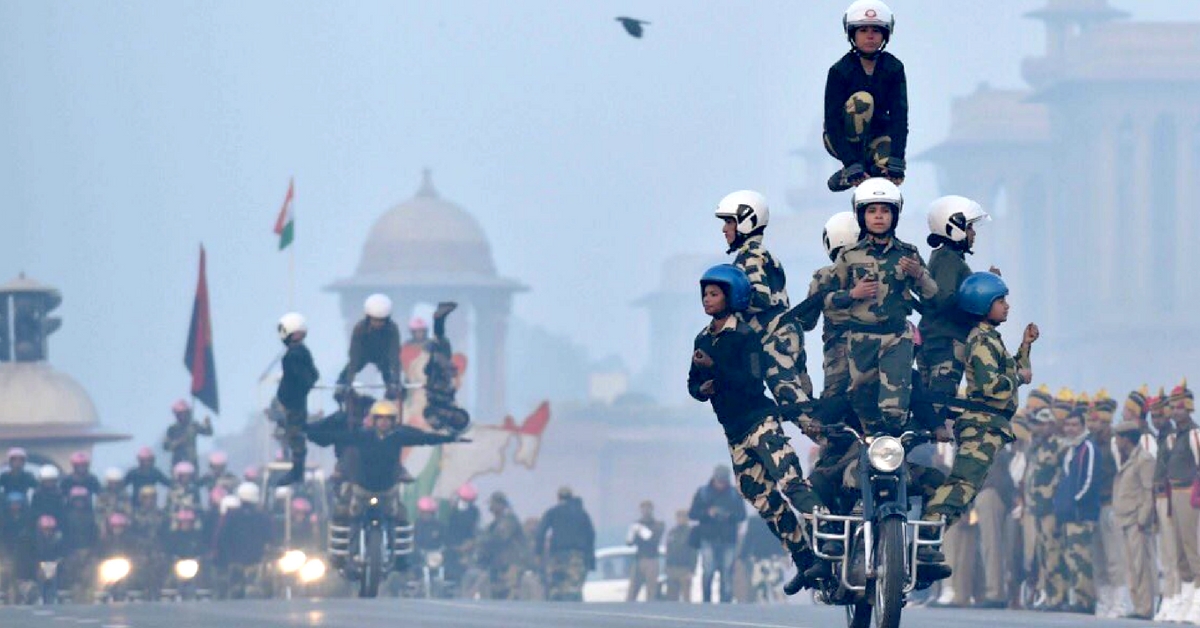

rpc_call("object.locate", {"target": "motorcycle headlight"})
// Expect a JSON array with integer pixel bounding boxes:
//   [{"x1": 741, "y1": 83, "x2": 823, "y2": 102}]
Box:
[
  {"x1": 299, "y1": 558, "x2": 326, "y2": 583},
  {"x1": 278, "y1": 549, "x2": 307, "y2": 574},
  {"x1": 99, "y1": 557, "x2": 132, "y2": 585},
  {"x1": 867, "y1": 436, "x2": 904, "y2": 473},
  {"x1": 425, "y1": 550, "x2": 444, "y2": 569},
  {"x1": 174, "y1": 559, "x2": 200, "y2": 581}
]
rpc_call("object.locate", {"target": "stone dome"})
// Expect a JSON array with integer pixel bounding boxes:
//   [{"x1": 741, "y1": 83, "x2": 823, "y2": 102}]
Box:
[
  {"x1": 357, "y1": 170, "x2": 496, "y2": 278},
  {"x1": 0, "y1": 362, "x2": 99, "y2": 427}
]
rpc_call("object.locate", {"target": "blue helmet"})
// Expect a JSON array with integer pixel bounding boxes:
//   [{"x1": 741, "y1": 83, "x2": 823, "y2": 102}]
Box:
[
  {"x1": 700, "y1": 264, "x2": 752, "y2": 313},
  {"x1": 957, "y1": 272, "x2": 1009, "y2": 316}
]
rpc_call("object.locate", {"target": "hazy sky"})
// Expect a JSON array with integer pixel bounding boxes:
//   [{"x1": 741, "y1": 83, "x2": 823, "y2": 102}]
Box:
[{"x1": 3, "y1": 1, "x2": 1197, "y2": 463}]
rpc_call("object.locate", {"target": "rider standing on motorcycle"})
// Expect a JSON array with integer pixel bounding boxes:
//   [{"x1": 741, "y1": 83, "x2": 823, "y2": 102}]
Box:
[
  {"x1": 534, "y1": 486, "x2": 596, "y2": 602},
  {"x1": 687, "y1": 264, "x2": 820, "y2": 598},
  {"x1": 274, "y1": 312, "x2": 320, "y2": 487},
  {"x1": 826, "y1": 178, "x2": 936, "y2": 435},
  {"x1": 199, "y1": 451, "x2": 239, "y2": 495},
  {"x1": 920, "y1": 273, "x2": 1038, "y2": 572},
  {"x1": 61, "y1": 451, "x2": 102, "y2": 497},
  {"x1": 163, "y1": 400, "x2": 214, "y2": 469},
  {"x1": 124, "y1": 447, "x2": 171, "y2": 504},
  {"x1": 337, "y1": 294, "x2": 402, "y2": 402},
  {"x1": 0, "y1": 449, "x2": 37, "y2": 498},
  {"x1": 31, "y1": 465, "x2": 66, "y2": 525}
]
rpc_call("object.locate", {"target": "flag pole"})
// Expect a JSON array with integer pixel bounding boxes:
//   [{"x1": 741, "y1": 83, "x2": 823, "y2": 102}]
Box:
[{"x1": 288, "y1": 244, "x2": 295, "y2": 311}]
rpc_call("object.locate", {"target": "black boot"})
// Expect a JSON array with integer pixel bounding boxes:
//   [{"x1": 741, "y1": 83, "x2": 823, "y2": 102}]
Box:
[
  {"x1": 915, "y1": 545, "x2": 952, "y2": 582},
  {"x1": 274, "y1": 453, "x2": 305, "y2": 487},
  {"x1": 783, "y1": 549, "x2": 814, "y2": 596}
]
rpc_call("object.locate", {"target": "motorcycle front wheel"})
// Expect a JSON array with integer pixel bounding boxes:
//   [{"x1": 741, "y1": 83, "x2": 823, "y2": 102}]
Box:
[
  {"x1": 360, "y1": 527, "x2": 384, "y2": 598},
  {"x1": 873, "y1": 516, "x2": 906, "y2": 628},
  {"x1": 846, "y1": 598, "x2": 872, "y2": 628}
]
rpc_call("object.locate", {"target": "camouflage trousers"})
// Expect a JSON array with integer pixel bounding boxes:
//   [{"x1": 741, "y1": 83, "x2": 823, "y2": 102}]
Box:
[
  {"x1": 923, "y1": 419, "x2": 1013, "y2": 527},
  {"x1": 1034, "y1": 513, "x2": 1067, "y2": 607},
  {"x1": 545, "y1": 549, "x2": 587, "y2": 601},
  {"x1": 759, "y1": 321, "x2": 814, "y2": 410},
  {"x1": 915, "y1": 338, "x2": 966, "y2": 417},
  {"x1": 1060, "y1": 521, "x2": 1096, "y2": 608},
  {"x1": 270, "y1": 399, "x2": 307, "y2": 460},
  {"x1": 821, "y1": 335, "x2": 849, "y2": 398},
  {"x1": 728, "y1": 416, "x2": 819, "y2": 554},
  {"x1": 847, "y1": 329, "x2": 914, "y2": 435},
  {"x1": 823, "y1": 91, "x2": 893, "y2": 175},
  {"x1": 487, "y1": 563, "x2": 524, "y2": 600}
]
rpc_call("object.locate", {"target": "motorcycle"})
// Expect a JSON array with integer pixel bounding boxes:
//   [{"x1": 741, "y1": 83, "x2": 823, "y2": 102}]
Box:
[
  {"x1": 160, "y1": 556, "x2": 211, "y2": 601},
  {"x1": 806, "y1": 425, "x2": 945, "y2": 628},
  {"x1": 329, "y1": 491, "x2": 413, "y2": 598},
  {"x1": 95, "y1": 556, "x2": 133, "y2": 603}
]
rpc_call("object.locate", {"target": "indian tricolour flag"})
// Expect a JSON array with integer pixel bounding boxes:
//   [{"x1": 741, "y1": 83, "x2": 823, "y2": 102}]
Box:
[{"x1": 273, "y1": 178, "x2": 295, "y2": 250}]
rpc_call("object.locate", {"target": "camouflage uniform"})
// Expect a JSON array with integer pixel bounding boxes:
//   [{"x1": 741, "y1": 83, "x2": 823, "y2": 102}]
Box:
[
  {"x1": 545, "y1": 550, "x2": 588, "y2": 601},
  {"x1": 828, "y1": 236, "x2": 937, "y2": 434},
  {"x1": 424, "y1": 317, "x2": 470, "y2": 434},
  {"x1": 729, "y1": 416, "x2": 820, "y2": 555},
  {"x1": 806, "y1": 265, "x2": 850, "y2": 397},
  {"x1": 479, "y1": 508, "x2": 528, "y2": 600},
  {"x1": 915, "y1": 246, "x2": 973, "y2": 417},
  {"x1": 163, "y1": 419, "x2": 213, "y2": 468},
  {"x1": 732, "y1": 235, "x2": 813, "y2": 411},
  {"x1": 1025, "y1": 434, "x2": 1067, "y2": 608},
  {"x1": 923, "y1": 322, "x2": 1029, "y2": 526}
]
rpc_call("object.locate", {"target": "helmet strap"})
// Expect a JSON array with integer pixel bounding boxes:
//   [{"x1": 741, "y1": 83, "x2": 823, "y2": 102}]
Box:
[{"x1": 726, "y1": 233, "x2": 746, "y2": 255}]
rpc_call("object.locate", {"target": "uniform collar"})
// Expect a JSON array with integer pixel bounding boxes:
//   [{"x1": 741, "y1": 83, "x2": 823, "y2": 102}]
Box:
[
  {"x1": 736, "y1": 235, "x2": 764, "y2": 255},
  {"x1": 706, "y1": 316, "x2": 739, "y2": 336}
]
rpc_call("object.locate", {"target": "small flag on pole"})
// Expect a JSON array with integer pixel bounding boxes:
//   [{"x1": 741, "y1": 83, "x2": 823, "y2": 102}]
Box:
[
  {"x1": 273, "y1": 178, "x2": 295, "y2": 250},
  {"x1": 184, "y1": 245, "x2": 220, "y2": 413}
]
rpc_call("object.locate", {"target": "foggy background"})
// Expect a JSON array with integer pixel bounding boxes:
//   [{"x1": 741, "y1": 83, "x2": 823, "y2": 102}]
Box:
[{"x1": 2, "y1": 1, "x2": 1198, "y2": 488}]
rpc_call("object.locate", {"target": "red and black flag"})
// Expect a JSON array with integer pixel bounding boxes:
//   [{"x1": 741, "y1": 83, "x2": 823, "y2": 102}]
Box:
[{"x1": 184, "y1": 245, "x2": 219, "y2": 413}]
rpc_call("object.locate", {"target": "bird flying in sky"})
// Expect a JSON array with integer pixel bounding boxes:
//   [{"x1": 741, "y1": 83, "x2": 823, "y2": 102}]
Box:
[{"x1": 615, "y1": 16, "x2": 650, "y2": 39}]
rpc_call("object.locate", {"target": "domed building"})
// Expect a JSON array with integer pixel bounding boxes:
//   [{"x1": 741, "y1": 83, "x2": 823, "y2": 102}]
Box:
[
  {"x1": 0, "y1": 274, "x2": 129, "y2": 469},
  {"x1": 326, "y1": 170, "x2": 526, "y2": 422}
]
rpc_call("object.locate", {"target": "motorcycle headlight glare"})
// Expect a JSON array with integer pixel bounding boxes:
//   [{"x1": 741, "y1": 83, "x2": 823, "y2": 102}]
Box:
[
  {"x1": 278, "y1": 549, "x2": 307, "y2": 574},
  {"x1": 299, "y1": 558, "x2": 326, "y2": 583},
  {"x1": 867, "y1": 436, "x2": 905, "y2": 473},
  {"x1": 425, "y1": 550, "x2": 444, "y2": 569},
  {"x1": 99, "y1": 557, "x2": 132, "y2": 585},
  {"x1": 174, "y1": 559, "x2": 200, "y2": 581}
]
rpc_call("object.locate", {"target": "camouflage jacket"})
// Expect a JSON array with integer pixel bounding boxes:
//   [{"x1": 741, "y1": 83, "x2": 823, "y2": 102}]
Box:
[
  {"x1": 828, "y1": 236, "x2": 937, "y2": 332},
  {"x1": 478, "y1": 510, "x2": 528, "y2": 571},
  {"x1": 960, "y1": 322, "x2": 1030, "y2": 434},
  {"x1": 163, "y1": 420, "x2": 213, "y2": 466},
  {"x1": 732, "y1": 235, "x2": 790, "y2": 335},
  {"x1": 1024, "y1": 436, "x2": 1063, "y2": 516},
  {"x1": 805, "y1": 265, "x2": 850, "y2": 351}
]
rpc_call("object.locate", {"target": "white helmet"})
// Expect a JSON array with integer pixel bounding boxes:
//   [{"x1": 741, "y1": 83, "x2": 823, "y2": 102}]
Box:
[
  {"x1": 844, "y1": 1, "x2": 895, "y2": 41},
  {"x1": 278, "y1": 312, "x2": 307, "y2": 341},
  {"x1": 103, "y1": 467, "x2": 124, "y2": 483},
  {"x1": 714, "y1": 190, "x2": 770, "y2": 236},
  {"x1": 220, "y1": 494, "x2": 242, "y2": 514},
  {"x1": 363, "y1": 293, "x2": 393, "y2": 319},
  {"x1": 236, "y1": 482, "x2": 261, "y2": 505},
  {"x1": 927, "y1": 195, "x2": 990, "y2": 244},
  {"x1": 39, "y1": 465, "x2": 60, "y2": 481},
  {"x1": 822, "y1": 211, "x2": 861, "y2": 261},
  {"x1": 852, "y1": 177, "x2": 903, "y2": 232},
  {"x1": 274, "y1": 486, "x2": 293, "y2": 501}
]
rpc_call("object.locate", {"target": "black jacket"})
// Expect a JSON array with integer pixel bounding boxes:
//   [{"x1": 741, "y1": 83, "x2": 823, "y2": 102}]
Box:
[
  {"x1": 308, "y1": 425, "x2": 456, "y2": 492},
  {"x1": 687, "y1": 482, "x2": 745, "y2": 546},
  {"x1": 0, "y1": 469, "x2": 37, "y2": 497},
  {"x1": 337, "y1": 318, "x2": 401, "y2": 388},
  {"x1": 535, "y1": 496, "x2": 596, "y2": 555},
  {"x1": 60, "y1": 473, "x2": 101, "y2": 497},
  {"x1": 687, "y1": 318, "x2": 775, "y2": 442},
  {"x1": 215, "y1": 507, "x2": 273, "y2": 566},
  {"x1": 124, "y1": 467, "x2": 171, "y2": 503},
  {"x1": 824, "y1": 50, "x2": 908, "y2": 165},
  {"x1": 415, "y1": 518, "x2": 446, "y2": 551},
  {"x1": 277, "y1": 342, "x2": 319, "y2": 412},
  {"x1": 445, "y1": 503, "x2": 480, "y2": 547},
  {"x1": 917, "y1": 246, "x2": 973, "y2": 344}
]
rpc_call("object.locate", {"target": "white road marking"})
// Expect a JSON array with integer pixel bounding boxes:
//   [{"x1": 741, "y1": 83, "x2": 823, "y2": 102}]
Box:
[
  {"x1": 422, "y1": 599, "x2": 803, "y2": 628},
  {"x1": 32, "y1": 610, "x2": 56, "y2": 616}
]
